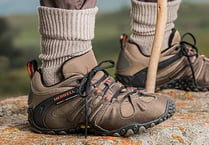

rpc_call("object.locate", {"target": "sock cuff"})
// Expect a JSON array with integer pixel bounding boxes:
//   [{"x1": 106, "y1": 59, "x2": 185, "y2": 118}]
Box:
[
  {"x1": 41, "y1": 66, "x2": 61, "y2": 85},
  {"x1": 39, "y1": 6, "x2": 98, "y2": 67},
  {"x1": 39, "y1": 40, "x2": 92, "y2": 67},
  {"x1": 130, "y1": 0, "x2": 181, "y2": 55},
  {"x1": 38, "y1": 6, "x2": 98, "y2": 40},
  {"x1": 131, "y1": 0, "x2": 181, "y2": 27}
]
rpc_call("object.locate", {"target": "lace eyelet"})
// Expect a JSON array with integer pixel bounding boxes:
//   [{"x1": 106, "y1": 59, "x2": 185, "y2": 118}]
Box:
[
  {"x1": 105, "y1": 96, "x2": 111, "y2": 100},
  {"x1": 95, "y1": 89, "x2": 101, "y2": 94},
  {"x1": 175, "y1": 46, "x2": 180, "y2": 51},
  {"x1": 120, "y1": 88, "x2": 127, "y2": 93},
  {"x1": 76, "y1": 79, "x2": 82, "y2": 84}
]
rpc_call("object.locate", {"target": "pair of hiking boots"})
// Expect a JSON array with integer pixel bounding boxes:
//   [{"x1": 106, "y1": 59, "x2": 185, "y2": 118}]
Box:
[{"x1": 27, "y1": 30, "x2": 209, "y2": 137}]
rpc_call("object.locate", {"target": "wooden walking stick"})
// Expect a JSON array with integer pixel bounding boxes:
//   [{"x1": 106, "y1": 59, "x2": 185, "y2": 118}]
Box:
[{"x1": 146, "y1": 0, "x2": 168, "y2": 93}]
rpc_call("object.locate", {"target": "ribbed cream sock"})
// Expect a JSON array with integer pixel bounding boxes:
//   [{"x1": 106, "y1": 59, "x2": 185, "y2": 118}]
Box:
[
  {"x1": 130, "y1": 0, "x2": 181, "y2": 55},
  {"x1": 38, "y1": 6, "x2": 98, "y2": 85}
]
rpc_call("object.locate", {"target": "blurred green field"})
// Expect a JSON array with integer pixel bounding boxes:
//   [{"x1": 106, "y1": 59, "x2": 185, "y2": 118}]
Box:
[{"x1": 1, "y1": 2, "x2": 209, "y2": 99}]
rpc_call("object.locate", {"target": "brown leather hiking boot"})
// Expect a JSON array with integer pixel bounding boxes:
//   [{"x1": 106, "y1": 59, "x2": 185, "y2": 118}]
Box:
[
  {"x1": 27, "y1": 50, "x2": 175, "y2": 137},
  {"x1": 116, "y1": 29, "x2": 209, "y2": 92}
]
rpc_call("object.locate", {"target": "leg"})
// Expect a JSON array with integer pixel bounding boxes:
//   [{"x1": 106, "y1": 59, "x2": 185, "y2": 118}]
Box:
[
  {"x1": 38, "y1": 0, "x2": 97, "y2": 85},
  {"x1": 40, "y1": 0, "x2": 97, "y2": 10},
  {"x1": 130, "y1": 0, "x2": 181, "y2": 55},
  {"x1": 140, "y1": 0, "x2": 174, "y2": 1},
  {"x1": 27, "y1": 0, "x2": 176, "y2": 137},
  {"x1": 116, "y1": 0, "x2": 209, "y2": 91}
]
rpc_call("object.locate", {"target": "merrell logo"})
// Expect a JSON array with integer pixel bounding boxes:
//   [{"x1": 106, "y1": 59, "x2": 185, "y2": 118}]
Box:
[{"x1": 54, "y1": 90, "x2": 76, "y2": 102}]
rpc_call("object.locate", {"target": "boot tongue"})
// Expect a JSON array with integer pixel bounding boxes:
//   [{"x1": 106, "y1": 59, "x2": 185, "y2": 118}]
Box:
[
  {"x1": 169, "y1": 29, "x2": 181, "y2": 47},
  {"x1": 163, "y1": 29, "x2": 181, "y2": 56},
  {"x1": 62, "y1": 50, "x2": 98, "y2": 78}
]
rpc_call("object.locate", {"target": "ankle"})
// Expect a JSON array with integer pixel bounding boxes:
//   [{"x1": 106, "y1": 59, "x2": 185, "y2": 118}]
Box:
[
  {"x1": 130, "y1": 0, "x2": 181, "y2": 55},
  {"x1": 42, "y1": 66, "x2": 62, "y2": 85}
]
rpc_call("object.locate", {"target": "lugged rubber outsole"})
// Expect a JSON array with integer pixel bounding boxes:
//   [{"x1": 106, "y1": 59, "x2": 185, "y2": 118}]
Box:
[
  {"x1": 157, "y1": 78, "x2": 209, "y2": 92},
  {"x1": 30, "y1": 99, "x2": 175, "y2": 137},
  {"x1": 116, "y1": 74, "x2": 209, "y2": 92}
]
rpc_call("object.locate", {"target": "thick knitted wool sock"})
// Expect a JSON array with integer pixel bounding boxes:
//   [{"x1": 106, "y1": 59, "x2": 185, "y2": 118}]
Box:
[
  {"x1": 130, "y1": 0, "x2": 181, "y2": 55},
  {"x1": 38, "y1": 7, "x2": 98, "y2": 85}
]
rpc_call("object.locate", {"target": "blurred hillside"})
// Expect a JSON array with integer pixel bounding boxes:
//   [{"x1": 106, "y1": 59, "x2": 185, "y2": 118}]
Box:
[{"x1": 1, "y1": 2, "x2": 209, "y2": 98}]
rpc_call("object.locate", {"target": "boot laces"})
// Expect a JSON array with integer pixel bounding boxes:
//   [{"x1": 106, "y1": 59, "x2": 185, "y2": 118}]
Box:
[
  {"x1": 77, "y1": 60, "x2": 140, "y2": 138},
  {"x1": 179, "y1": 33, "x2": 209, "y2": 86}
]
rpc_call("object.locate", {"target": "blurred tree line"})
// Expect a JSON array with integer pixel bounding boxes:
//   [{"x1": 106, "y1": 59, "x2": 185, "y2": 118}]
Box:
[
  {"x1": 0, "y1": 18, "x2": 14, "y2": 70},
  {"x1": 1, "y1": 2, "x2": 209, "y2": 98},
  {"x1": 0, "y1": 18, "x2": 22, "y2": 70},
  {"x1": 0, "y1": 17, "x2": 38, "y2": 71}
]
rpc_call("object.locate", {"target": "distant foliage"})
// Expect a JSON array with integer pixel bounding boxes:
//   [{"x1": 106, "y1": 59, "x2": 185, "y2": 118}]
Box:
[
  {"x1": 0, "y1": 18, "x2": 13, "y2": 59},
  {"x1": 0, "y1": 18, "x2": 19, "y2": 68}
]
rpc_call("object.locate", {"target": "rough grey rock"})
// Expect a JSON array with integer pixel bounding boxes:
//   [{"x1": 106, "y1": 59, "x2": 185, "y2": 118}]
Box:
[{"x1": 0, "y1": 90, "x2": 209, "y2": 145}]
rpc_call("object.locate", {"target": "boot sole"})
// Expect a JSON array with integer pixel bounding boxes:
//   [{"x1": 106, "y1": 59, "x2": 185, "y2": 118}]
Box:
[
  {"x1": 29, "y1": 99, "x2": 175, "y2": 137},
  {"x1": 116, "y1": 74, "x2": 209, "y2": 92},
  {"x1": 157, "y1": 78, "x2": 209, "y2": 92}
]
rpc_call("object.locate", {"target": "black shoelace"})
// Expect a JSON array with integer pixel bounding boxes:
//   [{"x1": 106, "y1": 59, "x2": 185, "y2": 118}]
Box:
[
  {"x1": 78, "y1": 60, "x2": 139, "y2": 138},
  {"x1": 78, "y1": 60, "x2": 114, "y2": 138},
  {"x1": 179, "y1": 32, "x2": 208, "y2": 86}
]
